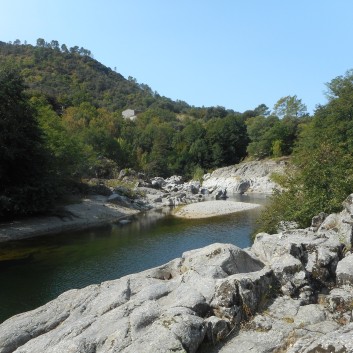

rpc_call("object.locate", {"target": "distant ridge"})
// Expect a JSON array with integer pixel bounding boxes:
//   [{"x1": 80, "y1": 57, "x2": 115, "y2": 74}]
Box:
[{"x1": 0, "y1": 40, "x2": 190, "y2": 114}]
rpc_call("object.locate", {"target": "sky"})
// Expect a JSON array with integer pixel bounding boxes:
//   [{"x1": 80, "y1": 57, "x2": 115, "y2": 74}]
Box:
[{"x1": 2, "y1": 0, "x2": 353, "y2": 114}]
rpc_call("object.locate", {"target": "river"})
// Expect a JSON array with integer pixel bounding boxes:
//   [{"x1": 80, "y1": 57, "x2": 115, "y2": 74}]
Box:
[{"x1": 0, "y1": 194, "x2": 267, "y2": 323}]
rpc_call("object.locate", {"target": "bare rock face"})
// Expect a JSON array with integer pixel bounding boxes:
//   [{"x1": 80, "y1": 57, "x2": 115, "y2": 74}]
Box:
[
  {"x1": 0, "y1": 244, "x2": 272, "y2": 353},
  {"x1": 202, "y1": 159, "x2": 286, "y2": 194},
  {"x1": 135, "y1": 159, "x2": 285, "y2": 211},
  {"x1": 252, "y1": 227, "x2": 343, "y2": 300},
  {"x1": 215, "y1": 296, "x2": 341, "y2": 353}
]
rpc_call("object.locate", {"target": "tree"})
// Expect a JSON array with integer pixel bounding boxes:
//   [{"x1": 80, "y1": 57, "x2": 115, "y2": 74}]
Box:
[
  {"x1": 0, "y1": 66, "x2": 54, "y2": 218},
  {"x1": 259, "y1": 143, "x2": 353, "y2": 233},
  {"x1": 61, "y1": 44, "x2": 69, "y2": 53},
  {"x1": 254, "y1": 103, "x2": 270, "y2": 116},
  {"x1": 79, "y1": 47, "x2": 91, "y2": 57},
  {"x1": 246, "y1": 114, "x2": 300, "y2": 159},
  {"x1": 271, "y1": 139, "x2": 283, "y2": 157},
  {"x1": 325, "y1": 69, "x2": 353, "y2": 100},
  {"x1": 188, "y1": 139, "x2": 208, "y2": 167},
  {"x1": 36, "y1": 38, "x2": 46, "y2": 47},
  {"x1": 297, "y1": 70, "x2": 353, "y2": 154},
  {"x1": 70, "y1": 46, "x2": 80, "y2": 54},
  {"x1": 50, "y1": 40, "x2": 60, "y2": 51},
  {"x1": 246, "y1": 115, "x2": 279, "y2": 158},
  {"x1": 31, "y1": 97, "x2": 92, "y2": 179},
  {"x1": 84, "y1": 108, "x2": 121, "y2": 162},
  {"x1": 273, "y1": 95, "x2": 307, "y2": 119},
  {"x1": 205, "y1": 115, "x2": 248, "y2": 167},
  {"x1": 145, "y1": 123, "x2": 174, "y2": 177},
  {"x1": 259, "y1": 70, "x2": 353, "y2": 233},
  {"x1": 204, "y1": 106, "x2": 227, "y2": 120}
]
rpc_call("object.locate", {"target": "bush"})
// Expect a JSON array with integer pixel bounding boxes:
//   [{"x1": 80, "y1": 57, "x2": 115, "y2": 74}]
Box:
[
  {"x1": 258, "y1": 143, "x2": 353, "y2": 233},
  {"x1": 192, "y1": 165, "x2": 204, "y2": 183}
]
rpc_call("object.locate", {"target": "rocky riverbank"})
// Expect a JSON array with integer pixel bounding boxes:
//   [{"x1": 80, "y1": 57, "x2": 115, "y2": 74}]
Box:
[
  {"x1": 1, "y1": 193, "x2": 353, "y2": 352},
  {"x1": 0, "y1": 159, "x2": 283, "y2": 243}
]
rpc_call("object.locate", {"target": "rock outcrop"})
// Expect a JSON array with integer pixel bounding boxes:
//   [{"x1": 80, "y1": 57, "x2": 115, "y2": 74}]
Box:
[
  {"x1": 0, "y1": 244, "x2": 272, "y2": 353},
  {"x1": 114, "y1": 159, "x2": 285, "y2": 211},
  {"x1": 213, "y1": 194, "x2": 353, "y2": 353},
  {"x1": 202, "y1": 159, "x2": 286, "y2": 194},
  {"x1": 2, "y1": 194, "x2": 353, "y2": 352}
]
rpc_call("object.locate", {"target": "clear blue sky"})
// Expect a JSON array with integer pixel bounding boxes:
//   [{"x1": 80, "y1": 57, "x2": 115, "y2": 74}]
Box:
[{"x1": 2, "y1": 0, "x2": 353, "y2": 114}]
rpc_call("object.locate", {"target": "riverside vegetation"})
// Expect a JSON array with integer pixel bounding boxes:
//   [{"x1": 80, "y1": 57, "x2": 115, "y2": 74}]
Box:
[
  {"x1": 2, "y1": 38, "x2": 353, "y2": 353},
  {"x1": 1, "y1": 38, "x2": 353, "y2": 235}
]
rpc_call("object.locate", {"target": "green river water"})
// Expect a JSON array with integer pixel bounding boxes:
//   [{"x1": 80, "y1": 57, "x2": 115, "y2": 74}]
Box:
[{"x1": 0, "y1": 194, "x2": 267, "y2": 323}]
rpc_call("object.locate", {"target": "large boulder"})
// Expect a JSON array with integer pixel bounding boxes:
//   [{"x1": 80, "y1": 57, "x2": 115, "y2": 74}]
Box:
[
  {"x1": 252, "y1": 228, "x2": 343, "y2": 301},
  {"x1": 215, "y1": 188, "x2": 227, "y2": 200},
  {"x1": 181, "y1": 243, "x2": 264, "y2": 279},
  {"x1": 318, "y1": 193, "x2": 353, "y2": 247},
  {"x1": 336, "y1": 253, "x2": 353, "y2": 285},
  {"x1": 0, "y1": 243, "x2": 271, "y2": 353},
  {"x1": 150, "y1": 177, "x2": 166, "y2": 189},
  {"x1": 164, "y1": 175, "x2": 184, "y2": 185}
]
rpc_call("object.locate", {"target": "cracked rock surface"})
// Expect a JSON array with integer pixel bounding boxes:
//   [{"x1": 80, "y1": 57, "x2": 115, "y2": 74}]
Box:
[
  {"x1": 0, "y1": 243, "x2": 272, "y2": 353},
  {"x1": 206, "y1": 194, "x2": 353, "y2": 353}
]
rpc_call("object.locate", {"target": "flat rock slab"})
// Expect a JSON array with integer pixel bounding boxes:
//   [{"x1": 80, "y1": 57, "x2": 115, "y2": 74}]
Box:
[
  {"x1": 173, "y1": 201, "x2": 260, "y2": 219},
  {"x1": 0, "y1": 243, "x2": 270, "y2": 353}
]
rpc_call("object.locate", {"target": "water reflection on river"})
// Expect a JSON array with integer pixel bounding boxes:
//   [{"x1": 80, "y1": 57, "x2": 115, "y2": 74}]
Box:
[{"x1": 0, "y1": 194, "x2": 267, "y2": 323}]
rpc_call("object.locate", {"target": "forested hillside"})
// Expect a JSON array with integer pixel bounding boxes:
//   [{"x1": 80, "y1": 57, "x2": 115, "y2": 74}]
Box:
[
  {"x1": 0, "y1": 39, "x2": 306, "y2": 173},
  {"x1": 0, "y1": 39, "x2": 158, "y2": 112},
  {"x1": 0, "y1": 38, "x2": 326, "y2": 219}
]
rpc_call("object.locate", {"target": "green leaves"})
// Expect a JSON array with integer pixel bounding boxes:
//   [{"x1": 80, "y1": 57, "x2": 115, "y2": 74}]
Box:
[
  {"x1": 273, "y1": 95, "x2": 307, "y2": 119},
  {"x1": 0, "y1": 66, "x2": 56, "y2": 218},
  {"x1": 259, "y1": 71, "x2": 353, "y2": 233}
]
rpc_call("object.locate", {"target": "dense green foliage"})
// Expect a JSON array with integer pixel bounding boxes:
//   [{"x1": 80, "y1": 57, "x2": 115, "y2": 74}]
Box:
[
  {"x1": 0, "y1": 40, "x2": 157, "y2": 112},
  {"x1": 3, "y1": 39, "x2": 352, "y2": 229},
  {"x1": 246, "y1": 95, "x2": 309, "y2": 159},
  {"x1": 0, "y1": 66, "x2": 56, "y2": 218},
  {"x1": 259, "y1": 70, "x2": 353, "y2": 233},
  {"x1": 246, "y1": 115, "x2": 300, "y2": 158},
  {"x1": 0, "y1": 40, "x2": 262, "y2": 181}
]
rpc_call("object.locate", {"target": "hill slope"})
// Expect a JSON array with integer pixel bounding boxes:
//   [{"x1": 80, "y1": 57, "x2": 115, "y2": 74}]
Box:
[
  {"x1": 0, "y1": 41, "x2": 189, "y2": 113},
  {"x1": 0, "y1": 40, "x2": 252, "y2": 178}
]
